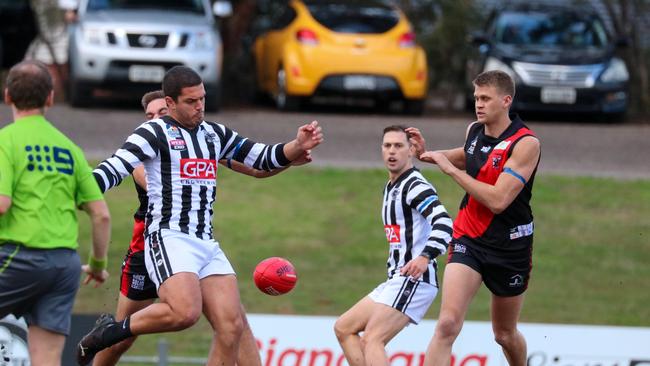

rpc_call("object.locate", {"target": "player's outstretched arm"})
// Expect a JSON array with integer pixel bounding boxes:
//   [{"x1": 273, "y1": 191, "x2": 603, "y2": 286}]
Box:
[
  {"x1": 282, "y1": 121, "x2": 323, "y2": 161},
  {"x1": 429, "y1": 136, "x2": 540, "y2": 214},
  {"x1": 220, "y1": 150, "x2": 312, "y2": 179},
  {"x1": 80, "y1": 200, "x2": 111, "y2": 287}
]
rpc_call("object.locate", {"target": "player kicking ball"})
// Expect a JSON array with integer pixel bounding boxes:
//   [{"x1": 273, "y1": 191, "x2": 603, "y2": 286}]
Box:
[
  {"x1": 90, "y1": 90, "x2": 310, "y2": 366},
  {"x1": 334, "y1": 125, "x2": 453, "y2": 366}
]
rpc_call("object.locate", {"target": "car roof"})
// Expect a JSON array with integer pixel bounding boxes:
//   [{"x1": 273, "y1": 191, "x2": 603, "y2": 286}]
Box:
[
  {"x1": 495, "y1": 2, "x2": 598, "y2": 16},
  {"x1": 302, "y1": 0, "x2": 393, "y2": 7}
]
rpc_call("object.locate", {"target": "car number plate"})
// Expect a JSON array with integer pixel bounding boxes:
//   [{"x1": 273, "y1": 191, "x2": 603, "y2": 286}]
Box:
[
  {"x1": 344, "y1": 75, "x2": 376, "y2": 90},
  {"x1": 128, "y1": 65, "x2": 165, "y2": 83},
  {"x1": 541, "y1": 87, "x2": 576, "y2": 104}
]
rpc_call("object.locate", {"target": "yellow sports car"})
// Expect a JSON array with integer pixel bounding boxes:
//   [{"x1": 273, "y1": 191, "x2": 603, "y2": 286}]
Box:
[{"x1": 253, "y1": 0, "x2": 428, "y2": 114}]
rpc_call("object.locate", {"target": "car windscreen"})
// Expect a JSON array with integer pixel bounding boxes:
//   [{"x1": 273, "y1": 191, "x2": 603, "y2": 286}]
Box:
[
  {"x1": 87, "y1": 0, "x2": 205, "y2": 14},
  {"x1": 494, "y1": 11, "x2": 609, "y2": 48},
  {"x1": 306, "y1": 2, "x2": 400, "y2": 34}
]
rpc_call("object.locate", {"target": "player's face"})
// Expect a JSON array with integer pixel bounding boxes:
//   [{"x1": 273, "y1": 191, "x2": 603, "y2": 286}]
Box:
[
  {"x1": 145, "y1": 98, "x2": 168, "y2": 119},
  {"x1": 382, "y1": 131, "x2": 413, "y2": 177},
  {"x1": 166, "y1": 83, "x2": 205, "y2": 129},
  {"x1": 474, "y1": 84, "x2": 511, "y2": 124}
]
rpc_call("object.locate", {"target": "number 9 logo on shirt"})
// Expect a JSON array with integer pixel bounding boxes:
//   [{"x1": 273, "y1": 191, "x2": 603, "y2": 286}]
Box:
[{"x1": 25, "y1": 145, "x2": 74, "y2": 175}]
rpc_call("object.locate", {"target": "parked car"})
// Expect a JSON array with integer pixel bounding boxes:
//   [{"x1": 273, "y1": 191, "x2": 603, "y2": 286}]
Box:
[
  {"x1": 252, "y1": 0, "x2": 428, "y2": 114},
  {"x1": 68, "y1": 0, "x2": 232, "y2": 111},
  {"x1": 0, "y1": 0, "x2": 37, "y2": 69},
  {"x1": 466, "y1": 4, "x2": 629, "y2": 117}
]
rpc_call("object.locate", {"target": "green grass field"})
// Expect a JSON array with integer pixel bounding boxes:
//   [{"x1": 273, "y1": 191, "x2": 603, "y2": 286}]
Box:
[{"x1": 73, "y1": 167, "x2": 650, "y2": 358}]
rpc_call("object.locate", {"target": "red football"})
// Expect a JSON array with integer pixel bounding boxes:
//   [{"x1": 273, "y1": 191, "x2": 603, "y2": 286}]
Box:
[{"x1": 253, "y1": 257, "x2": 298, "y2": 296}]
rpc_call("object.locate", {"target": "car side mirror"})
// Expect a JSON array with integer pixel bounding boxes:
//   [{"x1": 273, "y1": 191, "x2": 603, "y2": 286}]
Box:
[
  {"x1": 213, "y1": 1, "x2": 233, "y2": 18},
  {"x1": 469, "y1": 31, "x2": 490, "y2": 46}
]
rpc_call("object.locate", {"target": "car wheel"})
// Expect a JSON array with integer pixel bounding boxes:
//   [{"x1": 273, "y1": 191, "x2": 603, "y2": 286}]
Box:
[
  {"x1": 276, "y1": 68, "x2": 300, "y2": 111},
  {"x1": 403, "y1": 99, "x2": 425, "y2": 116},
  {"x1": 68, "y1": 79, "x2": 92, "y2": 107}
]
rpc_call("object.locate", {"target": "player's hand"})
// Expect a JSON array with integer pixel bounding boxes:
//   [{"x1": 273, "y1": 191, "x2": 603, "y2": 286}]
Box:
[
  {"x1": 400, "y1": 256, "x2": 429, "y2": 280},
  {"x1": 291, "y1": 149, "x2": 312, "y2": 166},
  {"x1": 296, "y1": 121, "x2": 323, "y2": 151},
  {"x1": 405, "y1": 127, "x2": 426, "y2": 158},
  {"x1": 81, "y1": 264, "x2": 109, "y2": 288},
  {"x1": 420, "y1": 151, "x2": 456, "y2": 174}
]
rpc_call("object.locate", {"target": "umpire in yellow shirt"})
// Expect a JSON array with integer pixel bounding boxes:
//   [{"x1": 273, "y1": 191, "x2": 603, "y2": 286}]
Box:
[{"x1": 0, "y1": 60, "x2": 111, "y2": 366}]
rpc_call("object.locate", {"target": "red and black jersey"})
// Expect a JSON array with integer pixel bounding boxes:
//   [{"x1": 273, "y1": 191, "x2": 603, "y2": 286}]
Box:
[{"x1": 453, "y1": 114, "x2": 538, "y2": 251}]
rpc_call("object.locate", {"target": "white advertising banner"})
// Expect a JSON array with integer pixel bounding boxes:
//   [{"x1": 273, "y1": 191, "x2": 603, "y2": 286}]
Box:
[{"x1": 247, "y1": 314, "x2": 650, "y2": 366}]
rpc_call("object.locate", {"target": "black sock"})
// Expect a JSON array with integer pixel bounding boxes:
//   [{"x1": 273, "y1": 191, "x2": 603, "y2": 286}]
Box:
[{"x1": 102, "y1": 316, "x2": 134, "y2": 346}]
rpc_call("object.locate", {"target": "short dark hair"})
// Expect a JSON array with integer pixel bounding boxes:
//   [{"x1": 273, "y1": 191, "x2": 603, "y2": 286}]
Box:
[
  {"x1": 141, "y1": 90, "x2": 165, "y2": 110},
  {"x1": 162, "y1": 66, "x2": 202, "y2": 101},
  {"x1": 382, "y1": 125, "x2": 411, "y2": 141},
  {"x1": 5, "y1": 60, "x2": 53, "y2": 110},
  {"x1": 473, "y1": 70, "x2": 516, "y2": 98}
]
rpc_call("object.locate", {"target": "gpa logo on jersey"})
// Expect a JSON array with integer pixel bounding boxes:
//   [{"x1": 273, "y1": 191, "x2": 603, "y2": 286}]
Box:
[
  {"x1": 180, "y1": 159, "x2": 217, "y2": 179},
  {"x1": 384, "y1": 225, "x2": 401, "y2": 243},
  {"x1": 169, "y1": 139, "x2": 187, "y2": 151}
]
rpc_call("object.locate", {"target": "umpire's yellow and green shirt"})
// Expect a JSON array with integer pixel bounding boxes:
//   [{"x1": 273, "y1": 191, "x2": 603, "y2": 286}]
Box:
[{"x1": 0, "y1": 115, "x2": 104, "y2": 249}]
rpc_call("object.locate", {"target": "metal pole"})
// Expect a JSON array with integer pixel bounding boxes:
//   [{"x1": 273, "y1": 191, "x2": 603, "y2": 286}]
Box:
[{"x1": 157, "y1": 339, "x2": 169, "y2": 366}]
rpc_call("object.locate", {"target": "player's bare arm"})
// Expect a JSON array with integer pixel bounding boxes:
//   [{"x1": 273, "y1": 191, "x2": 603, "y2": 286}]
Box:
[
  {"x1": 0, "y1": 195, "x2": 11, "y2": 215},
  {"x1": 425, "y1": 136, "x2": 540, "y2": 214},
  {"x1": 406, "y1": 127, "x2": 466, "y2": 170},
  {"x1": 222, "y1": 149, "x2": 312, "y2": 179},
  {"x1": 283, "y1": 121, "x2": 323, "y2": 161},
  {"x1": 80, "y1": 199, "x2": 111, "y2": 287}
]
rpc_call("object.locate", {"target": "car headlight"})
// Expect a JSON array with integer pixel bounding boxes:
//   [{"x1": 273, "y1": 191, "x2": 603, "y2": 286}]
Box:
[
  {"x1": 193, "y1": 32, "x2": 213, "y2": 50},
  {"x1": 600, "y1": 58, "x2": 629, "y2": 83},
  {"x1": 483, "y1": 57, "x2": 516, "y2": 80},
  {"x1": 82, "y1": 27, "x2": 103, "y2": 45}
]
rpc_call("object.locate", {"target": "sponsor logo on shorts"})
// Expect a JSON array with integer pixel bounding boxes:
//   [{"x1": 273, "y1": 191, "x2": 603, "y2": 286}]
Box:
[
  {"x1": 509, "y1": 274, "x2": 524, "y2": 287},
  {"x1": 453, "y1": 243, "x2": 466, "y2": 254},
  {"x1": 384, "y1": 225, "x2": 401, "y2": 244},
  {"x1": 180, "y1": 158, "x2": 217, "y2": 185},
  {"x1": 131, "y1": 274, "x2": 146, "y2": 290}
]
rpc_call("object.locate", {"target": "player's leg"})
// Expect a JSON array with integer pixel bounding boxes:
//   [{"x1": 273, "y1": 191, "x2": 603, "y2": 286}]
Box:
[
  {"x1": 200, "y1": 274, "x2": 244, "y2": 366},
  {"x1": 423, "y1": 263, "x2": 483, "y2": 366},
  {"x1": 484, "y1": 245, "x2": 532, "y2": 366},
  {"x1": 361, "y1": 303, "x2": 410, "y2": 366},
  {"x1": 27, "y1": 325, "x2": 66, "y2": 366},
  {"x1": 491, "y1": 294, "x2": 527, "y2": 366},
  {"x1": 333, "y1": 296, "x2": 374, "y2": 366},
  {"x1": 237, "y1": 304, "x2": 262, "y2": 366},
  {"x1": 92, "y1": 295, "x2": 154, "y2": 366}
]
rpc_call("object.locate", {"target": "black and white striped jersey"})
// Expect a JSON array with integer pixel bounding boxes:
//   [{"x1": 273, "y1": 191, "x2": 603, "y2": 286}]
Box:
[
  {"x1": 93, "y1": 115, "x2": 290, "y2": 240},
  {"x1": 383, "y1": 167, "x2": 453, "y2": 285}
]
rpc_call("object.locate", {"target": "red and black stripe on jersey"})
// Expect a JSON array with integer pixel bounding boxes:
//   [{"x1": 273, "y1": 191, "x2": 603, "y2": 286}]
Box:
[{"x1": 453, "y1": 114, "x2": 538, "y2": 250}]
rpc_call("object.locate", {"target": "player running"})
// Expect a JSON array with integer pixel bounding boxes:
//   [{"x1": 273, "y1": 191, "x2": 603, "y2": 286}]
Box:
[
  {"x1": 77, "y1": 66, "x2": 323, "y2": 366},
  {"x1": 334, "y1": 125, "x2": 453, "y2": 366}
]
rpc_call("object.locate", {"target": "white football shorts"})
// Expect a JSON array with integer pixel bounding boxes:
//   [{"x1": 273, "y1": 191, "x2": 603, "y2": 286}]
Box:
[
  {"x1": 144, "y1": 229, "x2": 235, "y2": 290},
  {"x1": 368, "y1": 275, "x2": 438, "y2": 324}
]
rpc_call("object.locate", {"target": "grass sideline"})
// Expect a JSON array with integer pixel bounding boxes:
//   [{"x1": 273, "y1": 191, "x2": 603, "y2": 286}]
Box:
[{"x1": 74, "y1": 166, "x2": 650, "y2": 359}]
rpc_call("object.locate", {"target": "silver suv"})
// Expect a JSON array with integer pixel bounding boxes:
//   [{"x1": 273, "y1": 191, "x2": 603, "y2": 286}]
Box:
[{"x1": 68, "y1": 0, "x2": 231, "y2": 111}]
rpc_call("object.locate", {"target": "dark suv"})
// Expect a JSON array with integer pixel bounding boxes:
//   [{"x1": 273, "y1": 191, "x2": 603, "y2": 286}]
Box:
[{"x1": 466, "y1": 4, "x2": 629, "y2": 117}]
